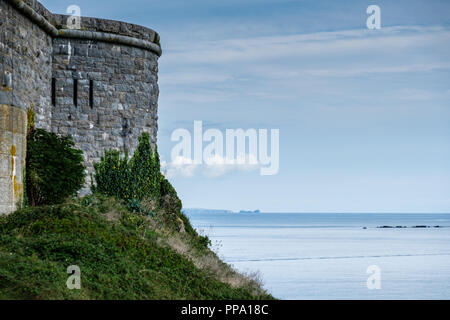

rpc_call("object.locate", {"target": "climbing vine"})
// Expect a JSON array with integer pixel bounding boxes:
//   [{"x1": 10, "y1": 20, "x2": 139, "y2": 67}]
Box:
[{"x1": 93, "y1": 132, "x2": 164, "y2": 205}]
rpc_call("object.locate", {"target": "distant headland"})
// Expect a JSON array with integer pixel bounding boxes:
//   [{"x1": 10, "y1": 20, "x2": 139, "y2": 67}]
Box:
[{"x1": 184, "y1": 208, "x2": 261, "y2": 214}]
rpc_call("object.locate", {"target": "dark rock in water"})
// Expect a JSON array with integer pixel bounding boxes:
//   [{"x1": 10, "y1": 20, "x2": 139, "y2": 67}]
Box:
[
  {"x1": 362, "y1": 227, "x2": 367, "y2": 229},
  {"x1": 377, "y1": 225, "x2": 443, "y2": 229}
]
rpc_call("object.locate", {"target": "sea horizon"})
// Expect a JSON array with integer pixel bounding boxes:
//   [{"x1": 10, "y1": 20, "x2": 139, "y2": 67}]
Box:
[
  {"x1": 184, "y1": 208, "x2": 450, "y2": 214},
  {"x1": 186, "y1": 211, "x2": 450, "y2": 299}
]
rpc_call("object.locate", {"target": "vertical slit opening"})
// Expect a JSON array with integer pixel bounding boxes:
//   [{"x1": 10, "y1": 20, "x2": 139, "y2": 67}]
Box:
[
  {"x1": 51, "y1": 78, "x2": 56, "y2": 106},
  {"x1": 89, "y1": 80, "x2": 94, "y2": 108},
  {"x1": 73, "y1": 79, "x2": 78, "y2": 107}
]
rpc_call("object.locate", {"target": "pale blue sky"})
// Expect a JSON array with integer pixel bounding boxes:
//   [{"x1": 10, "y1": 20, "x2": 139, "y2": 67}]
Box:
[{"x1": 41, "y1": 0, "x2": 450, "y2": 212}]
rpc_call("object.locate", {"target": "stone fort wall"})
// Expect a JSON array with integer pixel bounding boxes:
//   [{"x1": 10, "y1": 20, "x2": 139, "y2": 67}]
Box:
[{"x1": 0, "y1": 0, "x2": 162, "y2": 214}]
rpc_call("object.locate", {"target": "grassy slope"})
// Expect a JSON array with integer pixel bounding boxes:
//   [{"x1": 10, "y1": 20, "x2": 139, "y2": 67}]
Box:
[{"x1": 0, "y1": 195, "x2": 272, "y2": 300}]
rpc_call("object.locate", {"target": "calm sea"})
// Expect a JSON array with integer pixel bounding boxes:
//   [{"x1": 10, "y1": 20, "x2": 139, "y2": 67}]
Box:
[{"x1": 185, "y1": 212, "x2": 450, "y2": 299}]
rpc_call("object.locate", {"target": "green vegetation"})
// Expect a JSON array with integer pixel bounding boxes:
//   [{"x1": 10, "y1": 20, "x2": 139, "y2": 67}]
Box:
[
  {"x1": 25, "y1": 128, "x2": 85, "y2": 206},
  {"x1": 0, "y1": 195, "x2": 271, "y2": 299},
  {"x1": 1, "y1": 130, "x2": 271, "y2": 299},
  {"x1": 92, "y1": 132, "x2": 192, "y2": 237},
  {"x1": 92, "y1": 132, "x2": 162, "y2": 206}
]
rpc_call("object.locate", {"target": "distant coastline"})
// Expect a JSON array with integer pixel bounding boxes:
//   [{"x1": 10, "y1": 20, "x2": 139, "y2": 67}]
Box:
[
  {"x1": 238, "y1": 210, "x2": 261, "y2": 214},
  {"x1": 184, "y1": 208, "x2": 260, "y2": 214}
]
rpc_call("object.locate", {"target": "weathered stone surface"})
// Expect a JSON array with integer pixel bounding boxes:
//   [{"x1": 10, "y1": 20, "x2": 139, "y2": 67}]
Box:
[
  {"x1": 0, "y1": 0, "x2": 161, "y2": 214},
  {"x1": 0, "y1": 105, "x2": 27, "y2": 214}
]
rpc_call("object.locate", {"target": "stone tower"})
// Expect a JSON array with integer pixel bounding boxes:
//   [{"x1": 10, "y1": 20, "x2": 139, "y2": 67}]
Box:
[{"x1": 0, "y1": 0, "x2": 162, "y2": 214}]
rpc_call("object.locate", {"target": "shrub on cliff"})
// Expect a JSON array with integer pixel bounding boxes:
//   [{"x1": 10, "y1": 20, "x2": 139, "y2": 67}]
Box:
[
  {"x1": 93, "y1": 132, "x2": 178, "y2": 208},
  {"x1": 26, "y1": 128, "x2": 85, "y2": 206},
  {"x1": 92, "y1": 132, "x2": 161, "y2": 202},
  {"x1": 91, "y1": 149, "x2": 131, "y2": 201},
  {"x1": 130, "y1": 132, "x2": 161, "y2": 201},
  {"x1": 92, "y1": 133, "x2": 197, "y2": 240}
]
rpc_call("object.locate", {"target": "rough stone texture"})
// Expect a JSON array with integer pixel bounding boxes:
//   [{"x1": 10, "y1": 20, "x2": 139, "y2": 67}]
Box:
[
  {"x1": 0, "y1": 104, "x2": 27, "y2": 214},
  {"x1": 53, "y1": 14, "x2": 160, "y2": 44},
  {"x1": 52, "y1": 38, "x2": 159, "y2": 191},
  {"x1": 0, "y1": 0, "x2": 53, "y2": 128},
  {"x1": 22, "y1": 0, "x2": 53, "y2": 21},
  {"x1": 0, "y1": 0, "x2": 161, "y2": 214}
]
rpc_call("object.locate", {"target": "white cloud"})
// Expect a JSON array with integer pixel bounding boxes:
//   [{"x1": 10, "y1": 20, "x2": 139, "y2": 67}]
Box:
[
  {"x1": 161, "y1": 154, "x2": 260, "y2": 178},
  {"x1": 161, "y1": 157, "x2": 197, "y2": 178},
  {"x1": 203, "y1": 153, "x2": 259, "y2": 177},
  {"x1": 163, "y1": 26, "x2": 450, "y2": 64},
  {"x1": 246, "y1": 62, "x2": 450, "y2": 80},
  {"x1": 158, "y1": 25, "x2": 450, "y2": 105}
]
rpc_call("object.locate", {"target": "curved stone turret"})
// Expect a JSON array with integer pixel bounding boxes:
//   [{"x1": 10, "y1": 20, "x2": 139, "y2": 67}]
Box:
[{"x1": 0, "y1": 0, "x2": 162, "y2": 214}]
